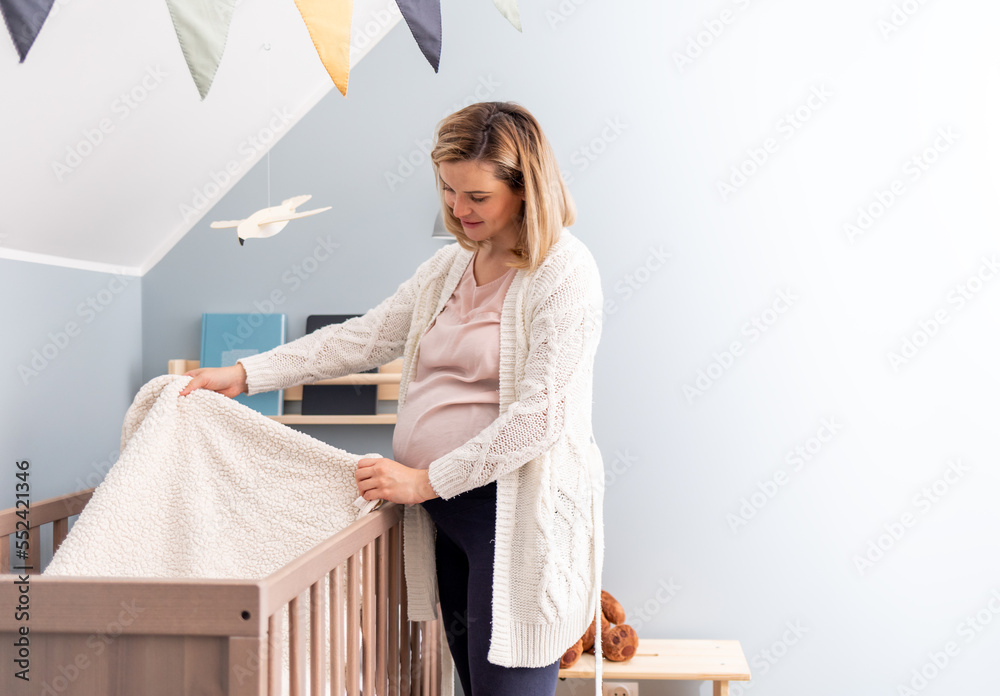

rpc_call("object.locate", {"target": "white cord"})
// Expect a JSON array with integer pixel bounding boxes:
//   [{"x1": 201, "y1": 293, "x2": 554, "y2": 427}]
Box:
[{"x1": 264, "y1": 41, "x2": 272, "y2": 207}]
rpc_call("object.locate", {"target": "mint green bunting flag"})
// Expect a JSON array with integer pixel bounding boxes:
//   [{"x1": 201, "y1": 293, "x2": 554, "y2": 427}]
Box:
[{"x1": 165, "y1": 0, "x2": 238, "y2": 100}]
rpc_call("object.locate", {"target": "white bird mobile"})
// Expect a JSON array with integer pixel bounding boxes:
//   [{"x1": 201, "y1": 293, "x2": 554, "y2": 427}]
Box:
[{"x1": 210, "y1": 195, "x2": 331, "y2": 245}]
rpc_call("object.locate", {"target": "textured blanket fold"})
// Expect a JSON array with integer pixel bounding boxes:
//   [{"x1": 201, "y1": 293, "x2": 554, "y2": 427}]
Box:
[{"x1": 46, "y1": 374, "x2": 377, "y2": 579}]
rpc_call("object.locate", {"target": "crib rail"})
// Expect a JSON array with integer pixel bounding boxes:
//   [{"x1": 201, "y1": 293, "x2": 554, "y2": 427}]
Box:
[
  {"x1": 0, "y1": 486, "x2": 94, "y2": 574},
  {"x1": 0, "y1": 490, "x2": 444, "y2": 696}
]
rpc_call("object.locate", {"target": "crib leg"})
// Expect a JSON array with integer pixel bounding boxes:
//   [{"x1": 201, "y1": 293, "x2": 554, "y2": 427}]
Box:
[{"x1": 228, "y1": 635, "x2": 267, "y2": 696}]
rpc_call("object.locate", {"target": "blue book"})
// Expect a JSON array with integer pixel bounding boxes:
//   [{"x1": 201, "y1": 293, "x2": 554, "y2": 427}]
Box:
[{"x1": 200, "y1": 313, "x2": 286, "y2": 416}]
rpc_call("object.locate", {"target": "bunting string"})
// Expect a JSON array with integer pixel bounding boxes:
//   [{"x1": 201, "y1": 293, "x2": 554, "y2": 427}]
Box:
[{"x1": 4, "y1": 0, "x2": 522, "y2": 98}]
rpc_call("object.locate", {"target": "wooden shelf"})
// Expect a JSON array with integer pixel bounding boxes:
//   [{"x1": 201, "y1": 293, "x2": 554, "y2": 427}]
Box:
[
  {"x1": 270, "y1": 414, "x2": 397, "y2": 425},
  {"x1": 168, "y1": 358, "x2": 402, "y2": 425}
]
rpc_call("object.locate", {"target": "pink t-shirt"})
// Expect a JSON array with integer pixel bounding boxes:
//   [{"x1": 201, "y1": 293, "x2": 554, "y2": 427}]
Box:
[{"x1": 392, "y1": 254, "x2": 517, "y2": 470}]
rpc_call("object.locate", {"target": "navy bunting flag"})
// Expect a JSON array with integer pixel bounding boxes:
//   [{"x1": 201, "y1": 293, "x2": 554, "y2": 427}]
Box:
[
  {"x1": 394, "y1": 0, "x2": 441, "y2": 72},
  {"x1": 0, "y1": 0, "x2": 55, "y2": 62}
]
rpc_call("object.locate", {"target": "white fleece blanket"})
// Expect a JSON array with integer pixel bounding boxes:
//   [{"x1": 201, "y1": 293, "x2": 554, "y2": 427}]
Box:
[
  {"x1": 42, "y1": 374, "x2": 458, "y2": 696},
  {"x1": 45, "y1": 374, "x2": 377, "y2": 579}
]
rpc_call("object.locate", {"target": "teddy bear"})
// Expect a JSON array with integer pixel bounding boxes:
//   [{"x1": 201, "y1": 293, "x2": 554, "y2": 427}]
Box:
[{"x1": 560, "y1": 589, "x2": 639, "y2": 668}]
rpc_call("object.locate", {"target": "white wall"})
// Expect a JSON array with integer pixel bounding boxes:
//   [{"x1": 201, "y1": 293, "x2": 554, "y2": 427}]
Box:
[{"x1": 8, "y1": 1, "x2": 1000, "y2": 694}]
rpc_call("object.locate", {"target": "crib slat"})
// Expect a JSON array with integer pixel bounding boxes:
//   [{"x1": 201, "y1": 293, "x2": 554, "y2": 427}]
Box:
[
  {"x1": 421, "y1": 621, "x2": 432, "y2": 696},
  {"x1": 27, "y1": 522, "x2": 41, "y2": 574},
  {"x1": 409, "y1": 622, "x2": 418, "y2": 696},
  {"x1": 268, "y1": 612, "x2": 283, "y2": 696},
  {"x1": 362, "y1": 540, "x2": 376, "y2": 696},
  {"x1": 400, "y1": 531, "x2": 410, "y2": 696},
  {"x1": 377, "y1": 533, "x2": 388, "y2": 696},
  {"x1": 410, "y1": 621, "x2": 421, "y2": 696},
  {"x1": 422, "y1": 621, "x2": 429, "y2": 696},
  {"x1": 290, "y1": 592, "x2": 307, "y2": 696},
  {"x1": 52, "y1": 517, "x2": 69, "y2": 554},
  {"x1": 430, "y1": 618, "x2": 438, "y2": 696},
  {"x1": 1, "y1": 535, "x2": 9, "y2": 574},
  {"x1": 388, "y1": 523, "x2": 400, "y2": 696},
  {"x1": 310, "y1": 579, "x2": 327, "y2": 696},
  {"x1": 331, "y1": 564, "x2": 345, "y2": 696},
  {"x1": 347, "y1": 552, "x2": 361, "y2": 696}
]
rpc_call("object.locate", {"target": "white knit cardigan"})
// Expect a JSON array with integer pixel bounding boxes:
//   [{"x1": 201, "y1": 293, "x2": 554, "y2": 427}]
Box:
[{"x1": 239, "y1": 228, "x2": 607, "y2": 694}]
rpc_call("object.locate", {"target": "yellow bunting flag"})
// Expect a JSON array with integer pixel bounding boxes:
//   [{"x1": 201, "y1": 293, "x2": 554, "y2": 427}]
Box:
[{"x1": 294, "y1": 0, "x2": 353, "y2": 97}]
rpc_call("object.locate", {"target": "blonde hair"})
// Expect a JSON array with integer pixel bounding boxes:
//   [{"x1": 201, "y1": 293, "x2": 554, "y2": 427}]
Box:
[{"x1": 430, "y1": 102, "x2": 575, "y2": 271}]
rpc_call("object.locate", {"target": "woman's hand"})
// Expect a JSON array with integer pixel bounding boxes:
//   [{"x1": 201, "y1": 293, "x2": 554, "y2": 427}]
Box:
[
  {"x1": 178, "y1": 364, "x2": 249, "y2": 398},
  {"x1": 356, "y1": 458, "x2": 438, "y2": 505}
]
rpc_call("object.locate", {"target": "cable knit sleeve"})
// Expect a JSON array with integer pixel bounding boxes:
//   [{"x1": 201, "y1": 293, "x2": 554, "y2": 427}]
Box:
[
  {"x1": 426, "y1": 247, "x2": 603, "y2": 499},
  {"x1": 237, "y1": 250, "x2": 447, "y2": 395}
]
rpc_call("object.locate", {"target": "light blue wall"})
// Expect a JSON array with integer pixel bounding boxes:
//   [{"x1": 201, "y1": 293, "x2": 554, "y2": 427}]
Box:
[
  {"x1": 1, "y1": 259, "x2": 143, "y2": 504},
  {"x1": 142, "y1": 3, "x2": 663, "y2": 461}
]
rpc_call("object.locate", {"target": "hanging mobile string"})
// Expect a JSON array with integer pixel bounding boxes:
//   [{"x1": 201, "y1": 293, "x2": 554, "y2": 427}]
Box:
[
  {"x1": 209, "y1": 40, "x2": 330, "y2": 243},
  {"x1": 264, "y1": 42, "x2": 272, "y2": 208}
]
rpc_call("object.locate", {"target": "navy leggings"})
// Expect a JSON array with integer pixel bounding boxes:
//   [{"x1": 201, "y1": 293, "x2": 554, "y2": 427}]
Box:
[{"x1": 420, "y1": 480, "x2": 561, "y2": 696}]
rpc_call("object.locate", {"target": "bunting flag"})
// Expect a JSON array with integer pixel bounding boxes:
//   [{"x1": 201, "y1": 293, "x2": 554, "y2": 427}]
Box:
[
  {"x1": 165, "y1": 0, "x2": 238, "y2": 100},
  {"x1": 294, "y1": 0, "x2": 352, "y2": 97},
  {"x1": 0, "y1": 0, "x2": 55, "y2": 62},
  {"x1": 7, "y1": 0, "x2": 520, "y2": 97},
  {"x1": 394, "y1": 0, "x2": 441, "y2": 72},
  {"x1": 492, "y1": 0, "x2": 521, "y2": 32}
]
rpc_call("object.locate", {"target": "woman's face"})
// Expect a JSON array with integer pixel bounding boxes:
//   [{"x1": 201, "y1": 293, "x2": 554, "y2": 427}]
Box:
[{"x1": 438, "y1": 160, "x2": 525, "y2": 249}]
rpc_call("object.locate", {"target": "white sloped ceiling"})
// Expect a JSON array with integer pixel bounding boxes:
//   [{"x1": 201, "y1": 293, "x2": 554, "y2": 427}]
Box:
[{"x1": 0, "y1": 0, "x2": 402, "y2": 276}]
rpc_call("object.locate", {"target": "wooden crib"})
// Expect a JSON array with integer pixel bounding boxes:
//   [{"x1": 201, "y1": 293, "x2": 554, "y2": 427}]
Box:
[{"x1": 0, "y1": 487, "x2": 447, "y2": 696}]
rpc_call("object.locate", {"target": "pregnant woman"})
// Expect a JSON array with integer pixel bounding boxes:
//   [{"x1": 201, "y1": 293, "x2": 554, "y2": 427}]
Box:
[{"x1": 180, "y1": 101, "x2": 606, "y2": 696}]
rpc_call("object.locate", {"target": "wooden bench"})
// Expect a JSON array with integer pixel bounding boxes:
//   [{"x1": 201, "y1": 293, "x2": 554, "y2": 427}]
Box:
[{"x1": 558, "y1": 638, "x2": 751, "y2": 695}]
